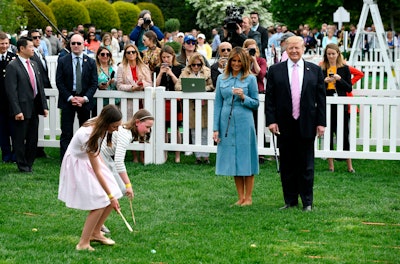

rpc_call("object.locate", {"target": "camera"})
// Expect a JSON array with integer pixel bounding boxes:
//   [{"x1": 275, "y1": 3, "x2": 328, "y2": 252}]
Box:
[
  {"x1": 248, "y1": 48, "x2": 256, "y2": 56},
  {"x1": 143, "y1": 18, "x2": 152, "y2": 26},
  {"x1": 223, "y1": 5, "x2": 245, "y2": 33}
]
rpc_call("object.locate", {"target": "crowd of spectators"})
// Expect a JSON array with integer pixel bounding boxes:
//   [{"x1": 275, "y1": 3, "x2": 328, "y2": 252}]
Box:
[{"x1": 1, "y1": 9, "x2": 398, "y2": 170}]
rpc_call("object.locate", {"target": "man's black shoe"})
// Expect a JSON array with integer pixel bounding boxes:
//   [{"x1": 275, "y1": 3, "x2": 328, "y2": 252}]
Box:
[{"x1": 279, "y1": 204, "x2": 298, "y2": 210}]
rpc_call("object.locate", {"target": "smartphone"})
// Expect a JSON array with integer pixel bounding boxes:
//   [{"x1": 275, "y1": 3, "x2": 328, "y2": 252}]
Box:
[
  {"x1": 162, "y1": 63, "x2": 169, "y2": 68},
  {"x1": 101, "y1": 82, "x2": 107, "y2": 86},
  {"x1": 329, "y1": 73, "x2": 334, "y2": 77}
]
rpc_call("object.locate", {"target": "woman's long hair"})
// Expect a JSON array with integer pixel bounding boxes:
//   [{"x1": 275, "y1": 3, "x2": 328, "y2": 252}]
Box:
[
  {"x1": 121, "y1": 44, "x2": 145, "y2": 66},
  {"x1": 84, "y1": 105, "x2": 122, "y2": 155},
  {"x1": 321, "y1": 43, "x2": 345, "y2": 70},
  {"x1": 157, "y1": 45, "x2": 180, "y2": 67},
  {"x1": 242, "y1": 38, "x2": 261, "y2": 58},
  {"x1": 123, "y1": 109, "x2": 154, "y2": 142},
  {"x1": 144, "y1": 30, "x2": 161, "y2": 48},
  {"x1": 95, "y1": 46, "x2": 114, "y2": 71},
  {"x1": 223, "y1": 47, "x2": 252, "y2": 81}
]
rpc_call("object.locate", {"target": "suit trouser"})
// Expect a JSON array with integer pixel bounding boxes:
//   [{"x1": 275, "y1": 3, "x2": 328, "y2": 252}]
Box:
[
  {"x1": 279, "y1": 119, "x2": 315, "y2": 207},
  {"x1": 13, "y1": 114, "x2": 39, "y2": 169},
  {"x1": 0, "y1": 112, "x2": 15, "y2": 161},
  {"x1": 60, "y1": 105, "x2": 91, "y2": 161}
]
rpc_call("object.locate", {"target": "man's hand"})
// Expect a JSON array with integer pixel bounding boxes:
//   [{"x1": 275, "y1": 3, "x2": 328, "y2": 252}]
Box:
[
  {"x1": 268, "y1": 123, "x2": 280, "y2": 135},
  {"x1": 43, "y1": 109, "x2": 49, "y2": 117},
  {"x1": 316, "y1": 126, "x2": 325, "y2": 138},
  {"x1": 15, "y1": 113, "x2": 24, "y2": 121}
]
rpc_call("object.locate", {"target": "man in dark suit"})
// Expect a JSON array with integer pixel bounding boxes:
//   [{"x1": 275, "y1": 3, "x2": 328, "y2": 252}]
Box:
[
  {"x1": 56, "y1": 34, "x2": 98, "y2": 161},
  {"x1": 29, "y1": 29, "x2": 52, "y2": 158},
  {"x1": 5, "y1": 37, "x2": 49, "y2": 172},
  {"x1": 265, "y1": 36, "x2": 326, "y2": 211},
  {"x1": 0, "y1": 32, "x2": 16, "y2": 163},
  {"x1": 250, "y1": 11, "x2": 269, "y2": 59}
]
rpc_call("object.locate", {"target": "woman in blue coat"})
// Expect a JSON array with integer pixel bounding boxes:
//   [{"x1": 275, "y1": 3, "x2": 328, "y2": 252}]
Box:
[{"x1": 213, "y1": 47, "x2": 259, "y2": 206}]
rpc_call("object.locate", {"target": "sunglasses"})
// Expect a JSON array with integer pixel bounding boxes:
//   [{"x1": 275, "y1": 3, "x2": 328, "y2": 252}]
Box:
[
  {"x1": 71, "y1": 42, "x2": 82, "y2": 46},
  {"x1": 126, "y1": 50, "x2": 137, "y2": 55},
  {"x1": 100, "y1": 52, "x2": 110, "y2": 57},
  {"x1": 32, "y1": 36, "x2": 41, "y2": 40},
  {"x1": 185, "y1": 40, "x2": 197, "y2": 45},
  {"x1": 191, "y1": 63, "x2": 202, "y2": 67},
  {"x1": 221, "y1": 48, "x2": 231, "y2": 52}
]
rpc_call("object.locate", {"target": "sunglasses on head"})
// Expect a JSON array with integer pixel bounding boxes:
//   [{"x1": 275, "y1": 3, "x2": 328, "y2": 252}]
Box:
[
  {"x1": 71, "y1": 42, "x2": 82, "y2": 46},
  {"x1": 32, "y1": 36, "x2": 41, "y2": 40},
  {"x1": 126, "y1": 50, "x2": 136, "y2": 55},
  {"x1": 221, "y1": 48, "x2": 231, "y2": 52},
  {"x1": 100, "y1": 52, "x2": 110, "y2": 57},
  {"x1": 185, "y1": 40, "x2": 197, "y2": 45},
  {"x1": 191, "y1": 63, "x2": 202, "y2": 67}
]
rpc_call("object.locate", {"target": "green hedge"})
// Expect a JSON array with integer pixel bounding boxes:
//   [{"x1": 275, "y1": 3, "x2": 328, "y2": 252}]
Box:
[
  {"x1": 49, "y1": 0, "x2": 90, "y2": 31},
  {"x1": 82, "y1": 0, "x2": 120, "y2": 32},
  {"x1": 112, "y1": 1, "x2": 141, "y2": 36}
]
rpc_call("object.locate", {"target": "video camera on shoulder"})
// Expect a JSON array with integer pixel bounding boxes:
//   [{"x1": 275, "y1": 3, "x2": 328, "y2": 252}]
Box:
[{"x1": 223, "y1": 5, "x2": 245, "y2": 33}]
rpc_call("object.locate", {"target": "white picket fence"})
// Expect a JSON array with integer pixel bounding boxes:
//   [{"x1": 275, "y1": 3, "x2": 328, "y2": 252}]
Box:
[{"x1": 38, "y1": 86, "x2": 400, "y2": 164}]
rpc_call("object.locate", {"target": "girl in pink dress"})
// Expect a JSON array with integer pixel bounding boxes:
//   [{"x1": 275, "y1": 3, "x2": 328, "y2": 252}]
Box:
[{"x1": 58, "y1": 105, "x2": 123, "y2": 251}]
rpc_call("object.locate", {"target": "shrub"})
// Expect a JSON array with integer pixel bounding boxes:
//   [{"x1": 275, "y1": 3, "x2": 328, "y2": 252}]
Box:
[
  {"x1": 164, "y1": 18, "x2": 180, "y2": 33},
  {"x1": 164, "y1": 41, "x2": 181, "y2": 55},
  {"x1": 82, "y1": 0, "x2": 120, "y2": 33},
  {"x1": 136, "y1": 2, "x2": 164, "y2": 30},
  {"x1": 112, "y1": 1, "x2": 141, "y2": 36},
  {"x1": 16, "y1": 0, "x2": 57, "y2": 30},
  {"x1": 49, "y1": 0, "x2": 90, "y2": 31}
]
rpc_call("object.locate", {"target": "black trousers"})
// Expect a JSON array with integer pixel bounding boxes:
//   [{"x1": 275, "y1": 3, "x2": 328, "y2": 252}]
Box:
[
  {"x1": 278, "y1": 119, "x2": 315, "y2": 207},
  {"x1": 13, "y1": 114, "x2": 39, "y2": 170},
  {"x1": 60, "y1": 105, "x2": 91, "y2": 161}
]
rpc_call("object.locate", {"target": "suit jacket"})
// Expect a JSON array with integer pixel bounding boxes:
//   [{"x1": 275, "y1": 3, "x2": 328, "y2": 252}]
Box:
[
  {"x1": 265, "y1": 60, "x2": 326, "y2": 139},
  {"x1": 56, "y1": 53, "x2": 98, "y2": 111},
  {"x1": 31, "y1": 52, "x2": 51, "y2": 88},
  {"x1": 116, "y1": 63, "x2": 152, "y2": 91},
  {"x1": 5, "y1": 57, "x2": 48, "y2": 118},
  {"x1": 256, "y1": 25, "x2": 269, "y2": 58},
  {"x1": 0, "y1": 51, "x2": 16, "y2": 113}
]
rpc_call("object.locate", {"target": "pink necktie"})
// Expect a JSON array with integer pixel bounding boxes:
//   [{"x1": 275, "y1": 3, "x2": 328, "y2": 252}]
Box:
[
  {"x1": 26, "y1": 59, "x2": 36, "y2": 96},
  {"x1": 291, "y1": 63, "x2": 300, "y2": 119}
]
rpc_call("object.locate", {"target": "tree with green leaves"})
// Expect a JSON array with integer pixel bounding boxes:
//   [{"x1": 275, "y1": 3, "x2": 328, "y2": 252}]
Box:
[
  {"x1": 0, "y1": 0, "x2": 26, "y2": 33},
  {"x1": 151, "y1": 0, "x2": 197, "y2": 32}
]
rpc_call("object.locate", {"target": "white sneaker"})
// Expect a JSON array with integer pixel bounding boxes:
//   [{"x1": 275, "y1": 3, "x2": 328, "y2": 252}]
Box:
[{"x1": 185, "y1": 151, "x2": 193, "y2": 156}]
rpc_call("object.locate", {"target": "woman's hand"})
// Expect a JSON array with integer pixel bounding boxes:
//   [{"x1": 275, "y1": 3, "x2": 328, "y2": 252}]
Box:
[
  {"x1": 99, "y1": 82, "x2": 108, "y2": 90},
  {"x1": 232, "y1": 87, "x2": 245, "y2": 100},
  {"x1": 213, "y1": 131, "x2": 220, "y2": 143},
  {"x1": 110, "y1": 197, "x2": 120, "y2": 211},
  {"x1": 126, "y1": 187, "x2": 134, "y2": 200}
]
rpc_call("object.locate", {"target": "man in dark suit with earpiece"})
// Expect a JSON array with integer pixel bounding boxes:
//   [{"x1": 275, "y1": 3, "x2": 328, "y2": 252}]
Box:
[
  {"x1": 5, "y1": 37, "x2": 48, "y2": 172},
  {"x1": 56, "y1": 34, "x2": 98, "y2": 161},
  {"x1": 0, "y1": 32, "x2": 16, "y2": 163},
  {"x1": 265, "y1": 36, "x2": 326, "y2": 212}
]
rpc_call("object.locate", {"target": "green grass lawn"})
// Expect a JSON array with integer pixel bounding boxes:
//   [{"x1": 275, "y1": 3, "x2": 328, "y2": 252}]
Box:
[{"x1": 0, "y1": 148, "x2": 399, "y2": 263}]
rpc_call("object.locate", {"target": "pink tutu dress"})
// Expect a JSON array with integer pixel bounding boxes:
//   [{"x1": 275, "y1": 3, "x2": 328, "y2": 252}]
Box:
[{"x1": 58, "y1": 126, "x2": 123, "y2": 210}]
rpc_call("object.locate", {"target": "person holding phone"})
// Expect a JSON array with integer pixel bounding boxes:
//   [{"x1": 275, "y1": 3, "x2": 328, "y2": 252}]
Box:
[
  {"x1": 95, "y1": 47, "x2": 119, "y2": 109},
  {"x1": 154, "y1": 46, "x2": 184, "y2": 163},
  {"x1": 213, "y1": 47, "x2": 259, "y2": 206},
  {"x1": 320, "y1": 43, "x2": 354, "y2": 173}
]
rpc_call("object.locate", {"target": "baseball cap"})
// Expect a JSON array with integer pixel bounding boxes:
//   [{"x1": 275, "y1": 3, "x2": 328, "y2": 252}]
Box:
[
  {"x1": 197, "y1": 33, "x2": 206, "y2": 39},
  {"x1": 279, "y1": 32, "x2": 295, "y2": 42},
  {"x1": 184, "y1": 34, "x2": 196, "y2": 42},
  {"x1": 177, "y1": 32, "x2": 184, "y2": 38}
]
